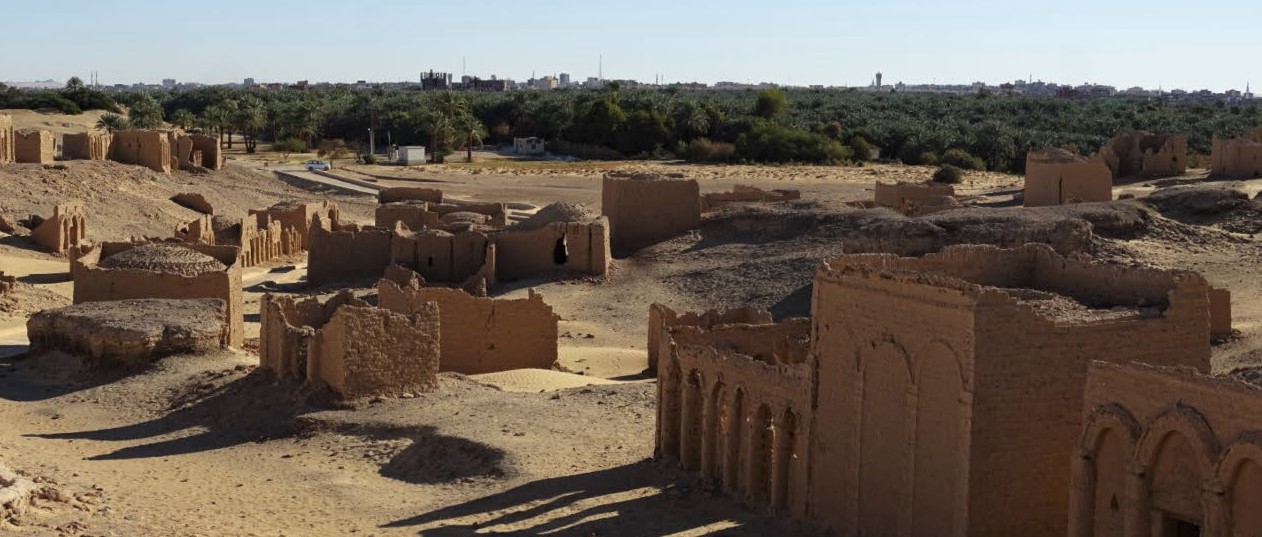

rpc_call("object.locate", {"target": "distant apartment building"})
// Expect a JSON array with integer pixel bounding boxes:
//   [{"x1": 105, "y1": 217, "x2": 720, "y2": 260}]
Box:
[
  {"x1": 559, "y1": 73, "x2": 571, "y2": 87},
  {"x1": 421, "y1": 70, "x2": 453, "y2": 91},
  {"x1": 162, "y1": 78, "x2": 177, "y2": 88},
  {"x1": 243, "y1": 78, "x2": 255, "y2": 87}
]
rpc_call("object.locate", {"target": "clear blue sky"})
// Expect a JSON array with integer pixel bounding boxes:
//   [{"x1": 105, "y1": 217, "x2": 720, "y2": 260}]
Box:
[{"x1": 4, "y1": 0, "x2": 1259, "y2": 92}]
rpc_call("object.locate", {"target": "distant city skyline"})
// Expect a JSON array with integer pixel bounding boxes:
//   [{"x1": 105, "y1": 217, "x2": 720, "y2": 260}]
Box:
[{"x1": 3, "y1": 0, "x2": 1260, "y2": 93}]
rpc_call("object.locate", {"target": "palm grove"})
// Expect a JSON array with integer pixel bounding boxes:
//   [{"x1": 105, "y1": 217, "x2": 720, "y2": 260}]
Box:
[{"x1": 4, "y1": 78, "x2": 1262, "y2": 173}]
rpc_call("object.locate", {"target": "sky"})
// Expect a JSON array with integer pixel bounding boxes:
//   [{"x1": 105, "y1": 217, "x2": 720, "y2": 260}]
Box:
[{"x1": 4, "y1": 0, "x2": 1260, "y2": 92}]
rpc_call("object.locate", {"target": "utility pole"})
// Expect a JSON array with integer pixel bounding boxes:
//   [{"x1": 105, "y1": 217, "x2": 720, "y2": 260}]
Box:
[{"x1": 368, "y1": 128, "x2": 375, "y2": 158}]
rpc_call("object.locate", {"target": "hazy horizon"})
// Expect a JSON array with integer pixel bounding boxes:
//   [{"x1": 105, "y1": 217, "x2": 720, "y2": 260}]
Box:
[{"x1": 4, "y1": 0, "x2": 1260, "y2": 92}]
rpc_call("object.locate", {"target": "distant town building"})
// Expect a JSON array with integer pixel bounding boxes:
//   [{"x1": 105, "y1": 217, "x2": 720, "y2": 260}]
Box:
[
  {"x1": 559, "y1": 73, "x2": 571, "y2": 87},
  {"x1": 421, "y1": 71, "x2": 452, "y2": 91},
  {"x1": 243, "y1": 78, "x2": 255, "y2": 87},
  {"x1": 162, "y1": 78, "x2": 176, "y2": 88}
]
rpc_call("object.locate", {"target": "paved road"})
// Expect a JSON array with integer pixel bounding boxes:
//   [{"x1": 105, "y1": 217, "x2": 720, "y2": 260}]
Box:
[{"x1": 272, "y1": 168, "x2": 380, "y2": 196}]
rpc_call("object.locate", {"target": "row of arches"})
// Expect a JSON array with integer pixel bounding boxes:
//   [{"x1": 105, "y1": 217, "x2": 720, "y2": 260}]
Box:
[
  {"x1": 659, "y1": 360, "x2": 806, "y2": 516},
  {"x1": 1073, "y1": 403, "x2": 1262, "y2": 537}
]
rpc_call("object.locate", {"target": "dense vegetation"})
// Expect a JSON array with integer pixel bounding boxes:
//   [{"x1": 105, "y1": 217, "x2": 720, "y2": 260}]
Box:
[
  {"x1": 6, "y1": 79, "x2": 1262, "y2": 173},
  {"x1": 0, "y1": 78, "x2": 119, "y2": 115}
]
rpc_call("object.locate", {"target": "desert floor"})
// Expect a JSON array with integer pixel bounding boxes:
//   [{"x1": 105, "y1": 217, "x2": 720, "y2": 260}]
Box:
[{"x1": 2, "y1": 139, "x2": 1261, "y2": 536}]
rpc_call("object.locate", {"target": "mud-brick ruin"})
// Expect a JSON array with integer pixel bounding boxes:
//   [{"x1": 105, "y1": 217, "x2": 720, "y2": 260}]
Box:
[
  {"x1": 27, "y1": 299, "x2": 229, "y2": 368},
  {"x1": 873, "y1": 181, "x2": 957, "y2": 215},
  {"x1": 71, "y1": 242, "x2": 244, "y2": 347},
  {"x1": 602, "y1": 173, "x2": 701, "y2": 253},
  {"x1": 656, "y1": 243, "x2": 1229, "y2": 537},
  {"x1": 106, "y1": 130, "x2": 223, "y2": 174},
  {"x1": 378, "y1": 267, "x2": 558, "y2": 374},
  {"x1": 1210, "y1": 127, "x2": 1262, "y2": 178},
  {"x1": 1098, "y1": 132, "x2": 1188, "y2": 179},
  {"x1": 701, "y1": 185, "x2": 801, "y2": 212},
  {"x1": 62, "y1": 132, "x2": 111, "y2": 160},
  {"x1": 1025, "y1": 147, "x2": 1114, "y2": 207},
  {"x1": 0, "y1": 114, "x2": 13, "y2": 164},
  {"x1": 176, "y1": 200, "x2": 338, "y2": 268},
  {"x1": 14, "y1": 130, "x2": 55, "y2": 164},
  {"x1": 259, "y1": 291, "x2": 441, "y2": 399},
  {"x1": 1069, "y1": 361, "x2": 1262, "y2": 537},
  {"x1": 30, "y1": 203, "x2": 87, "y2": 253}
]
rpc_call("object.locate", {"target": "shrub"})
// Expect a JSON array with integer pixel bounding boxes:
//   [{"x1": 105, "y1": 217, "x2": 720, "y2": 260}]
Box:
[
  {"x1": 317, "y1": 139, "x2": 351, "y2": 160},
  {"x1": 361, "y1": 153, "x2": 377, "y2": 165},
  {"x1": 848, "y1": 136, "x2": 873, "y2": 163},
  {"x1": 917, "y1": 151, "x2": 939, "y2": 165},
  {"x1": 271, "y1": 138, "x2": 309, "y2": 153},
  {"x1": 685, "y1": 138, "x2": 736, "y2": 162},
  {"x1": 941, "y1": 148, "x2": 986, "y2": 170},
  {"x1": 736, "y1": 122, "x2": 850, "y2": 164},
  {"x1": 754, "y1": 88, "x2": 788, "y2": 119},
  {"x1": 932, "y1": 164, "x2": 965, "y2": 184}
]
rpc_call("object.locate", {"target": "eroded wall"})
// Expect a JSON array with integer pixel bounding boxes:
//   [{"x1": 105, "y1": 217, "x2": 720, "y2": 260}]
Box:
[
  {"x1": 379, "y1": 187, "x2": 443, "y2": 204},
  {"x1": 873, "y1": 182, "x2": 956, "y2": 213},
  {"x1": 654, "y1": 306, "x2": 812, "y2": 517},
  {"x1": 72, "y1": 242, "x2": 244, "y2": 347},
  {"x1": 809, "y1": 244, "x2": 1212, "y2": 537},
  {"x1": 1070, "y1": 362, "x2": 1262, "y2": 537},
  {"x1": 63, "y1": 132, "x2": 111, "y2": 160},
  {"x1": 0, "y1": 114, "x2": 13, "y2": 164},
  {"x1": 110, "y1": 130, "x2": 171, "y2": 173},
  {"x1": 14, "y1": 131, "x2": 55, "y2": 164},
  {"x1": 602, "y1": 174, "x2": 701, "y2": 253},
  {"x1": 176, "y1": 134, "x2": 222, "y2": 170},
  {"x1": 1098, "y1": 132, "x2": 1187, "y2": 179},
  {"x1": 31, "y1": 203, "x2": 87, "y2": 253},
  {"x1": 1210, "y1": 128, "x2": 1262, "y2": 178},
  {"x1": 491, "y1": 218, "x2": 609, "y2": 281},
  {"x1": 1024, "y1": 148, "x2": 1113, "y2": 207},
  {"x1": 702, "y1": 185, "x2": 802, "y2": 212},
  {"x1": 378, "y1": 273, "x2": 558, "y2": 374}
]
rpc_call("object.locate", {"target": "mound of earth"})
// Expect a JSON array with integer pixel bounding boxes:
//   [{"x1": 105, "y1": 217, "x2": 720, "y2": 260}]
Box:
[
  {"x1": 98, "y1": 243, "x2": 226, "y2": 276},
  {"x1": 1143, "y1": 185, "x2": 1262, "y2": 234},
  {"x1": 26, "y1": 298, "x2": 227, "y2": 368},
  {"x1": 512, "y1": 202, "x2": 595, "y2": 231}
]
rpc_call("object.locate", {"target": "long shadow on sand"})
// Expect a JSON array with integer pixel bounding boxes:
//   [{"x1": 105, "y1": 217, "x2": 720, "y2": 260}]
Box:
[
  {"x1": 384, "y1": 462, "x2": 809, "y2": 537},
  {"x1": 0, "y1": 350, "x2": 134, "y2": 402},
  {"x1": 27, "y1": 371, "x2": 328, "y2": 459}
]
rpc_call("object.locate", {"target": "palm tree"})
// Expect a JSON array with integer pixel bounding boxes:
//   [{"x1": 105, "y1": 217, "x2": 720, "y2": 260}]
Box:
[
  {"x1": 95, "y1": 113, "x2": 129, "y2": 133},
  {"x1": 453, "y1": 113, "x2": 488, "y2": 163},
  {"x1": 170, "y1": 109, "x2": 196, "y2": 130},
  {"x1": 415, "y1": 110, "x2": 455, "y2": 163},
  {"x1": 234, "y1": 101, "x2": 266, "y2": 154}
]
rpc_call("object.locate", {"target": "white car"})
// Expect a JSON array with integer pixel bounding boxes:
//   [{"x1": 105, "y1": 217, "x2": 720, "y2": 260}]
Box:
[{"x1": 306, "y1": 160, "x2": 332, "y2": 171}]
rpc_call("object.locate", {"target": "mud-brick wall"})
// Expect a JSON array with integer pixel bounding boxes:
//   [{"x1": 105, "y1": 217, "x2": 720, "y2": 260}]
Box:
[
  {"x1": 602, "y1": 176, "x2": 700, "y2": 253},
  {"x1": 492, "y1": 218, "x2": 609, "y2": 281},
  {"x1": 110, "y1": 130, "x2": 171, "y2": 173},
  {"x1": 63, "y1": 132, "x2": 111, "y2": 160},
  {"x1": 73, "y1": 242, "x2": 244, "y2": 347},
  {"x1": 379, "y1": 187, "x2": 443, "y2": 204},
  {"x1": 0, "y1": 114, "x2": 13, "y2": 164},
  {"x1": 1023, "y1": 157, "x2": 1112, "y2": 207},
  {"x1": 1072, "y1": 362, "x2": 1262, "y2": 537},
  {"x1": 309, "y1": 303, "x2": 440, "y2": 399},
  {"x1": 378, "y1": 281, "x2": 557, "y2": 374},
  {"x1": 15, "y1": 130, "x2": 55, "y2": 164},
  {"x1": 873, "y1": 182, "x2": 954, "y2": 209},
  {"x1": 306, "y1": 224, "x2": 393, "y2": 285}
]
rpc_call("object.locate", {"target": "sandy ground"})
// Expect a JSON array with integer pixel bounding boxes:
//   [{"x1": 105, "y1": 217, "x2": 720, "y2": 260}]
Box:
[
  {"x1": 2, "y1": 109, "x2": 115, "y2": 137},
  {"x1": 2, "y1": 146, "x2": 1261, "y2": 535}
]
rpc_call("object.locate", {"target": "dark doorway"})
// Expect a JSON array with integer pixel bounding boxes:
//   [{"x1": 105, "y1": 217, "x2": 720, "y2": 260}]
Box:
[
  {"x1": 1162, "y1": 514, "x2": 1201, "y2": 537},
  {"x1": 552, "y1": 237, "x2": 568, "y2": 265}
]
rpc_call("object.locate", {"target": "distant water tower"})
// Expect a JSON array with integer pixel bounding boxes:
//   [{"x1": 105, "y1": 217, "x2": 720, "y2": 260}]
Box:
[{"x1": 876, "y1": 72, "x2": 883, "y2": 88}]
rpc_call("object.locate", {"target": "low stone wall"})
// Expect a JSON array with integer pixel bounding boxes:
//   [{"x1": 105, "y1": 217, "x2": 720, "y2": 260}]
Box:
[{"x1": 14, "y1": 131, "x2": 55, "y2": 164}]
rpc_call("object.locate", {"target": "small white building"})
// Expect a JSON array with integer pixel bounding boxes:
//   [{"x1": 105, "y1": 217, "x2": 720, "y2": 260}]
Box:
[
  {"x1": 513, "y1": 137, "x2": 545, "y2": 155},
  {"x1": 398, "y1": 146, "x2": 426, "y2": 165}
]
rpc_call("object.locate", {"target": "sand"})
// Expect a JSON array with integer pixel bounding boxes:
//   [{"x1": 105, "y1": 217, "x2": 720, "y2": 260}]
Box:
[{"x1": 1, "y1": 143, "x2": 1261, "y2": 535}]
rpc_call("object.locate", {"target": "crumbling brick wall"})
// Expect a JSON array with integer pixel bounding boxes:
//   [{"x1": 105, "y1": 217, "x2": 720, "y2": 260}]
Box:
[
  {"x1": 72, "y1": 242, "x2": 244, "y2": 347},
  {"x1": 14, "y1": 130, "x2": 55, "y2": 164},
  {"x1": 1070, "y1": 362, "x2": 1262, "y2": 537},
  {"x1": 602, "y1": 174, "x2": 701, "y2": 253},
  {"x1": 1024, "y1": 148, "x2": 1114, "y2": 207},
  {"x1": 1097, "y1": 131, "x2": 1187, "y2": 179},
  {"x1": 808, "y1": 244, "x2": 1212, "y2": 537},
  {"x1": 1210, "y1": 127, "x2": 1262, "y2": 178},
  {"x1": 873, "y1": 182, "x2": 956, "y2": 214},
  {"x1": 378, "y1": 273, "x2": 558, "y2": 374},
  {"x1": 390, "y1": 227, "x2": 495, "y2": 288},
  {"x1": 259, "y1": 291, "x2": 440, "y2": 398},
  {"x1": 653, "y1": 306, "x2": 812, "y2": 517},
  {"x1": 110, "y1": 130, "x2": 172, "y2": 173},
  {"x1": 248, "y1": 200, "x2": 339, "y2": 251},
  {"x1": 701, "y1": 185, "x2": 801, "y2": 212},
  {"x1": 170, "y1": 192, "x2": 214, "y2": 215},
  {"x1": 0, "y1": 114, "x2": 13, "y2": 164},
  {"x1": 0, "y1": 271, "x2": 15, "y2": 294},
  {"x1": 175, "y1": 134, "x2": 222, "y2": 170},
  {"x1": 491, "y1": 217, "x2": 609, "y2": 281},
  {"x1": 306, "y1": 218, "x2": 394, "y2": 286},
  {"x1": 647, "y1": 304, "x2": 775, "y2": 370},
  {"x1": 375, "y1": 201, "x2": 509, "y2": 230},
  {"x1": 31, "y1": 203, "x2": 87, "y2": 253},
  {"x1": 62, "y1": 132, "x2": 111, "y2": 160}
]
